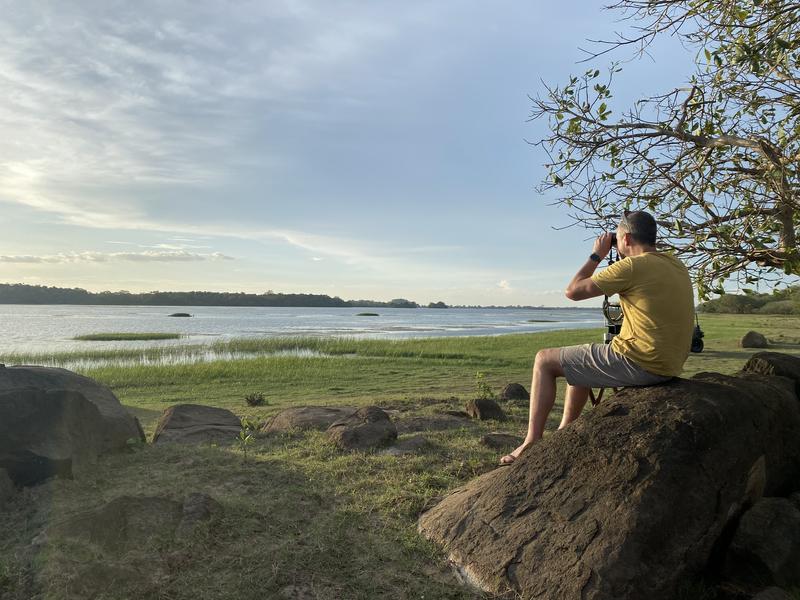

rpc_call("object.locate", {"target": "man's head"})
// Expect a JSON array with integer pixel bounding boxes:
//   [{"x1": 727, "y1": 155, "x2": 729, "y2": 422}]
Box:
[{"x1": 616, "y1": 210, "x2": 657, "y2": 257}]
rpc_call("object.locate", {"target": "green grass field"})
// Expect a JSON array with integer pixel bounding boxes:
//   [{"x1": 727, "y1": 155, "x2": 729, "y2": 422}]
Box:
[{"x1": 1, "y1": 314, "x2": 799, "y2": 599}]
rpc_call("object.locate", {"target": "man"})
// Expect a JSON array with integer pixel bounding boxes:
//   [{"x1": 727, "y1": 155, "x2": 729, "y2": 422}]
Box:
[{"x1": 500, "y1": 210, "x2": 694, "y2": 465}]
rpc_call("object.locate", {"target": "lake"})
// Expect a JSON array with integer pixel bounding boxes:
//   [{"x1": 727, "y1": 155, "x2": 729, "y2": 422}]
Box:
[{"x1": 0, "y1": 305, "x2": 603, "y2": 354}]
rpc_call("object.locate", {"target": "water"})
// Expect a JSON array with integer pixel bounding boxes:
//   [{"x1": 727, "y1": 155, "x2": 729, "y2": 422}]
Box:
[{"x1": 0, "y1": 304, "x2": 603, "y2": 354}]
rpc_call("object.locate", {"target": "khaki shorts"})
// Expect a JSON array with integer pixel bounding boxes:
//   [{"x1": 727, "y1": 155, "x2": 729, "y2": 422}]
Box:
[{"x1": 559, "y1": 343, "x2": 672, "y2": 388}]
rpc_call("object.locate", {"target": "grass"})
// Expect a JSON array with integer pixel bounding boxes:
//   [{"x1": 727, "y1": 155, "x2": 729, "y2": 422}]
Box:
[
  {"x1": 72, "y1": 332, "x2": 183, "y2": 341},
  {"x1": 2, "y1": 314, "x2": 800, "y2": 599}
]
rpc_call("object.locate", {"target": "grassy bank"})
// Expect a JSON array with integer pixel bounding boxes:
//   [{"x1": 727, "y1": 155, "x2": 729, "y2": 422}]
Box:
[
  {"x1": 2, "y1": 314, "x2": 800, "y2": 599},
  {"x1": 73, "y1": 332, "x2": 183, "y2": 341}
]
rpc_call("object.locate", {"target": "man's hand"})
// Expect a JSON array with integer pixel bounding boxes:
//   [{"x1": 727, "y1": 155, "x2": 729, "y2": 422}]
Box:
[{"x1": 592, "y1": 232, "x2": 614, "y2": 261}]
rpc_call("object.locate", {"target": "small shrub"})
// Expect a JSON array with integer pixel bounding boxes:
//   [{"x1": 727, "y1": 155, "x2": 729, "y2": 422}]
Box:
[
  {"x1": 244, "y1": 392, "x2": 267, "y2": 407},
  {"x1": 237, "y1": 419, "x2": 256, "y2": 461},
  {"x1": 475, "y1": 371, "x2": 495, "y2": 400}
]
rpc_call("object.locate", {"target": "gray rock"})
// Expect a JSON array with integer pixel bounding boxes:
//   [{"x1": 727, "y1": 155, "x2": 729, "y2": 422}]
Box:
[
  {"x1": 480, "y1": 432, "x2": 524, "y2": 450},
  {"x1": 395, "y1": 414, "x2": 476, "y2": 435},
  {"x1": 725, "y1": 497, "x2": 800, "y2": 587},
  {"x1": 753, "y1": 587, "x2": 795, "y2": 600},
  {"x1": 0, "y1": 468, "x2": 14, "y2": 507},
  {"x1": 498, "y1": 383, "x2": 528, "y2": 401},
  {"x1": 152, "y1": 404, "x2": 241, "y2": 445},
  {"x1": 741, "y1": 331, "x2": 768, "y2": 348},
  {"x1": 0, "y1": 366, "x2": 144, "y2": 486},
  {"x1": 262, "y1": 406, "x2": 356, "y2": 433},
  {"x1": 419, "y1": 370, "x2": 800, "y2": 600},
  {"x1": 177, "y1": 492, "x2": 221, "y2": 537},
  {"x1": 790, "y1": 492, "x2": 800, "y2": 512},
  {"x1": 743, "y1": 352, "x2": 800, "y2": 396},
  {"x1": 327, "y1": 406, "x2": 397, "y2": 451},
  {"x1": 381, "y1": 435, "x2": 432, "y2": 456},
  {"x1": 465, "y1": 398, "x2": 506, "y2": 421},
  {"x1": 47, "y1": 493, "x2": 221, "y2": 552}
]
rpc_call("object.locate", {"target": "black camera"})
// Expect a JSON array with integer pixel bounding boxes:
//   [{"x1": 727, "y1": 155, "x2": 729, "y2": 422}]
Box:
[{"x1": 611, "y1": 233, "x2": 617, "y2": 247}]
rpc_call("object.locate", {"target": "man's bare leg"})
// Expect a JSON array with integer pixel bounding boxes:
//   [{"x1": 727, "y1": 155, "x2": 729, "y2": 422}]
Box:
[
  {"x1": 559, "y1": 384, "x2": 590, "y2": 429},
  {"x1": 500, "y1": 348, "x2": 564, "y2": 464}
]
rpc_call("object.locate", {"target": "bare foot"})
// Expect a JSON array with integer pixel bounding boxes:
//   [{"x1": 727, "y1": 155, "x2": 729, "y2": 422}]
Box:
[{"x1": 498, "y1": 440, "x2": 534, "y2": 466}]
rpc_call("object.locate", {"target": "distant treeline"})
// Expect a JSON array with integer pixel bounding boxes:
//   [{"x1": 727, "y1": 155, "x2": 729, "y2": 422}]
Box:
[
  {"x1": 699, "y1": 285, "x2": 800, "y2": 314},
  {"x1": 0, "y1": 283, "x2": 424, "y2": 308}
]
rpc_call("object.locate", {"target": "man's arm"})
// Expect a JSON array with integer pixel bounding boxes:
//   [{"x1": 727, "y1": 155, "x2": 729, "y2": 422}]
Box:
[{"x1": 564, "y1": 233, "x2": 613, "y2": 302}]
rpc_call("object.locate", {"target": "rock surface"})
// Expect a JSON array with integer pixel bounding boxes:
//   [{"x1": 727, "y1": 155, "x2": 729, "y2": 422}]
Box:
[
  {"x1": 743, "y1": 352, "x2": 800, "y2": 395},
  {"x1": 262, "y1": 406, "x2": 356, "y2": 433},
  {"x1": 753, "y1": 587, "x2": 796, "y2": 600},
  {"x1": 327, "y1": 406, "x2": 397, "y2": 451},
  {"x1": 741, "y1": 331, "x2": 768, "y2": 348},
  {"x1": 395, "y1": 413, "x2": 476, "y2": 434},
  {"x1": 480, "y1": 433, "x2": 524, "y2": 450},
  {"x1": 0, "y1": 468, "x2": 14, "y2": 506},
  {"x1": 152, "y1": 404, "x2": 242, "y2": 445},
  {"x1": 381, "y1": 435, "x2": 432, "y2": 456},
  {"x1": 0, "y1": 366, "x2": 145, "y2": 486},
  {"x1": 725, "y1": 497, "x2": 800, "y2": 588},
  {"x1": 418, "y1": 371, "x2": 800, "y2": 600},
  {"x1": 465, "y1": 398, "x2": 506, "y2": 421},
  {"x1": 498, "y1": 383, "x2": 528, "y2": 401},
  {"x1": 47, "y1": 493, "x2": 220, "y2": 551}
]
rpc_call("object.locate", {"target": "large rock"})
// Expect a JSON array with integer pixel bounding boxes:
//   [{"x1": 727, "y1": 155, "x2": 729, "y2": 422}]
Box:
[
  {"x1": 0, "y1": 468, "x2": 14, "y2": 507},
  {"x1": 741, "y1": 331, "x2": 768, "y2": 348},
  {"x1": 47, "y1": 493, "x2": 220, "y2": 551},
  {"x1": 152, "y1": 404, "x2": 241, "y2": 445},
  {"x1": 725, "y1": 497, "x2": 800, "y2": 588},
  {"x1": 743, "y1": 352, "x2": 800, "y2": 396},
  {"x1": 262, "y1": 406, "x2": 356, "y2": 433},
  {"x1": 480, "y1": 432, "x2": 524, "y2": 450},
  {"x1": 381, "y1": 435, "x2": 432, "y2": 456},
  {"x1": 418, "y1": 371, "x2": 800, "y2": 600},
  {"x1": 0, "y1": 366, "x2": 145, "y2": 486},
  {"x1": 465, "y1": 398, "x2": 506, "y2": 421},
  {"x1": 327, "y1": 406, "x2": 397, "y2": 451},
  {"x1": 396, "y1": 413, "x2": 476, "y2": 434},
  {"x1": 498, "y1": 383, "x2": 529, "y2": 401},
  {"x1": 753, "y1": 588, "x2": 796, "y2": 600}
]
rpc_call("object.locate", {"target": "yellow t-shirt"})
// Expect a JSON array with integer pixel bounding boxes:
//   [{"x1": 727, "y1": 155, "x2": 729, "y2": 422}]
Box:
[{"x1": 591, "y1": 252, "x2": 694, "y2": 377}]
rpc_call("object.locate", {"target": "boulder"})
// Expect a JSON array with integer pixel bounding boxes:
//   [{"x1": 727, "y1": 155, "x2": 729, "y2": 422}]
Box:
[
  {"x1": 743, "y1": 352, "x2": 800, "y2": 396},
  {"x1": 741, "y1": 331, "x2": 768, "y2": 348},
  {"x1": 480, "y1": 432, "x2": 524, "y2": 450},
  {"x1": 0, "y1": 366, "x2": 144, "y2": 486},
  {"x1": 395, "y1": 413, "x2": 476, "y2": 435},
  {"x1": 498, "y1": 383, "x2": 529, "y2": 401},
  {"x1": 418, "y1": 371, "x2": 800, "y2": 600},
  {"x1": 262, "y1": 406, "x2": 357, "y2": 433},
  {"x1": 381, "y1": 435, "x2": 432, "y2": 456},
  {"x1": 327, "y1": 406, "x2": 397, "y2": 451},
  {"x1": 0, "y1": 468, "x2": 14, "y2": 507},
  {"x1": 152, "y1": 404, "x2": 241, "y2": 445},
  {"x1": 47, "y1": 493, "x2": 220, "y2": 552},
  {"x1": 724, "y1": 497, "x2": 800, "y2": 588},
  {"x1": 753, "y1": 587, "x2": 796, "y2": 600},
  {"x1": 465, "y1": 398, "x2": 506, "y2": 421}
]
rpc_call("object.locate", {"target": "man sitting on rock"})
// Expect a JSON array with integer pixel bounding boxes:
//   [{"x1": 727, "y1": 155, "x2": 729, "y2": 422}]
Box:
[{"x1": 500, "y1": 210, "x2": 694, "y2": 465}]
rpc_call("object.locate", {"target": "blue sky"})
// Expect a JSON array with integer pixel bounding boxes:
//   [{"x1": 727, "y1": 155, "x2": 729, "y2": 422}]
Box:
[{"x1": 0, "y1": 1, "x2": 695, "y2": 305}]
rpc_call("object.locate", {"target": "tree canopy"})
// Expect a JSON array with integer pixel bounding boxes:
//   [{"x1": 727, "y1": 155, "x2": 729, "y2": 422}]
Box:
[{"x1": 532, "y1": 0, "x2": 800, "y2": 296}]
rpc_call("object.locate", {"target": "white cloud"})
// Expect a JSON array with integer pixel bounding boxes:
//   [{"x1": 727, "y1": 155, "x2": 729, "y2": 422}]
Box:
[
  {"x1": 497, "y1": 279, "x2": 512, "y2": 291},
  {"x1": 0, "y1": 250, "x2": 233, "y2": 264}
]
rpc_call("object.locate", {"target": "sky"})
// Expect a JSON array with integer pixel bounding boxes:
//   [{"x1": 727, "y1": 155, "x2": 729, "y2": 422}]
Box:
[{"x1": 0, "y1": 1, "x2": 697, "y2": 306}]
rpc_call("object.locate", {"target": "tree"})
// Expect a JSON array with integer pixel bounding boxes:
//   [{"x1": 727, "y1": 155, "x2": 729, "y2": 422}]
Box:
[{"x1": 531, "y1": 1, "x2": 800, "y2": 296}]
